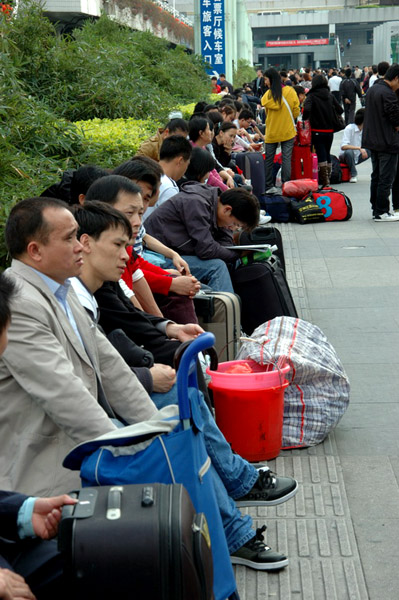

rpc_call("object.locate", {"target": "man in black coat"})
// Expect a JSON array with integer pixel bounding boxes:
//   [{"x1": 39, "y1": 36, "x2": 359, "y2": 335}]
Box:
[
  {"x1": 362, "y1": 63, "x2": 399, "y2": 221},
  {"x1": 339, "y1": 68, "x2": 362, "y2": 125}
]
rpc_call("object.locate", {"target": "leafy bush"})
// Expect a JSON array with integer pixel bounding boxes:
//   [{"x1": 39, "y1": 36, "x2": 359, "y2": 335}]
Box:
[
  {"x1": 0, "y1": 1, "x2": 212, "y2": 269},
  {"x1": 233, "y1": 59, "x2": 256, "y2": 88},
  {"x1": 76, "y1": 118, "x2": 161, "y2": 168}
]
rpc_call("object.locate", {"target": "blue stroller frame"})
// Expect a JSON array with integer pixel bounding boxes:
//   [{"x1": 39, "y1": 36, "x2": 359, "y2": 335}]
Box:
[{"x1": 64, "y1": 332, "x2": 240, "y2": 600}]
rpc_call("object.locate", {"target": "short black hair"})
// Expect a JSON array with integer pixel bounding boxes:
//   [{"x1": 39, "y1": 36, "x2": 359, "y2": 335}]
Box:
[
  {"x1": 354, "y1": 108, "x2": 365, "y2": 125},
  {"x1": 378, "y1": 61, "x2": 390, "y2": 77},
  {"x1": 72, "y1": 200, "x2": 132, "y2": 241},
  {"x1": 165, "y1": 118, "x2": 189, "y2": 134},
  {"x1": 193, "y1": 101, "x2": 208, "y2": 114},
  {"x1": 189, "y1": 116, "x2": 211, "y2": 143},
  {"x1": 183, "y1": 147, "x2": 215, "y2": 183},
  {"x1": 345, "y1": 68, "x2": 352, "y2": 78},
  {"x1": 85, "y1": 175, "x2": 142, "y2": 205},
  {"x1": 0, "y1": 272, "x2": 16, "y2": 334},
  {"x1": 113, "y1": 160, "x2": 160, "y2": 194},
  {"x1": 5, "y1": 197, "x2": 68, "y2": 258},
  {"x1": 211, "y1": 76, "x2": 217, "y2": 82},
  {"x1": 219, "y1": 188, "x2": 260, "y2": 231},
  {"x1": 206, "y1": 110, "x2": 224, "y2": 126},
  {"x1": 219, "y1": 73, "x2": 226, "y2": 78},
  {"x1": 238, "y1": 109, "x2": 254, "y2": 121},
  {"x1": 217, "y1": 121, "x2": 237, "y2": 134},
  {"x1": 385, "y1": 63, "x2": 399, "y2": 81},
  {"x1": 159, "y1": 135, "x2": 192, "y2": 162},
  {"x1": 70, "y1": 165, "x2": 109, "y2": 205},
  {"x1": 311, "y1": 74, "x2": 328, "y2": 90}
]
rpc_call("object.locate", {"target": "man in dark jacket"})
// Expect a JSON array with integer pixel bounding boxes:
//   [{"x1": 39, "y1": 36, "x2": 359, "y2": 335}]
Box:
[
  {"x1": 145, "y1": 184, "x2": 259, "y2": 292},
  {"x1": 339, "y1": 68, "x2": 362, "y2": 124},
  {"x1": 362, "y1": 63, "x2": 399, "y2": 221}
]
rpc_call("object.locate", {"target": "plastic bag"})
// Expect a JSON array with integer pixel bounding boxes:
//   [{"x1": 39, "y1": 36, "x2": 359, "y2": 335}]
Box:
[
  {"x1": 296, "y1": 120, "x2": 311, "y2": 146},
  {"x1": 282, "y1": 178, "x2": 318, "y2": 199}
]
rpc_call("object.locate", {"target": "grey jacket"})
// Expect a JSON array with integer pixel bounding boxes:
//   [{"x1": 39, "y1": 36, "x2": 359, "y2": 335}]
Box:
[
  {"x1": 145, "y1": 182, "x2": 240, "y2": 263},
  {"x1": 0, "y1": 260, "x2": 157, "y2": 496}
]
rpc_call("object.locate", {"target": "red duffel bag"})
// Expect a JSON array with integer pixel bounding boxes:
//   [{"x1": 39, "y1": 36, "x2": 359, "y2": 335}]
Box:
[
  {"x1": 306, "y1": 187, "x2": 352, "y2": 221},
  {"x1": 282, "y1": 178, "x2": 318, "y2": 199}
]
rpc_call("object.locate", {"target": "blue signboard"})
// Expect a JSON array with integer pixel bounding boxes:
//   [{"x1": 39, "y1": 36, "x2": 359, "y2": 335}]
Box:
[{"x1": 200, "y1": 0, "x2": 226, "y2": 76}]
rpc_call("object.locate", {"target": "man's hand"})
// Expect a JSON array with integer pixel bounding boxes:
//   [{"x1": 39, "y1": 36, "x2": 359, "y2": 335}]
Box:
[
  {"x1": 360, "y1": 148, "x2": 369, "y2": 159},
  {"x1": 170, "y1": 276, "x2": 201, "y2": 297},
  {"x1": 170, "y1": 253, "x2": 191, "y2": 275},
  {"x1": 150, "y1": 364, "x2": 176, "y2": 393},
  {"x1": 0, "y1": 569, "x2": 36, "y2": 600},
  {"x1": 165, "y1": 323, "x2": 204, "y2": 342},
  {"x1": 32, "y1": 495, "x2": 77, "y2": 540},
  {"x1": 344, "y1": 98, "x2": 351, "y2": 104}
]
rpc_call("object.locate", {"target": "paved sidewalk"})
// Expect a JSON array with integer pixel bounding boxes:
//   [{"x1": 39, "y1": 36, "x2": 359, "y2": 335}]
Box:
[{"x1": 235, "y1": 139, "x2": 399, "y2": 599}]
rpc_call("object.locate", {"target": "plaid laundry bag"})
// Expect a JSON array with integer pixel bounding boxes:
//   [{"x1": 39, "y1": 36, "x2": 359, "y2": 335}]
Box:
[{"x1": 237, "y1": 316, "x2": 350, "y2": 448}]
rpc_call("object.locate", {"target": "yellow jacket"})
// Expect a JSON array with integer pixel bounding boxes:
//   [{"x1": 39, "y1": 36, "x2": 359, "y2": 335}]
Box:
[{"x1": 261, "y1": 86, "x2": 300, "y2": 143}]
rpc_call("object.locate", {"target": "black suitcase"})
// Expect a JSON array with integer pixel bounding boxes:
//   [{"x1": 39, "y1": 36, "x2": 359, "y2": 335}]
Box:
[
  {"x1": 231, "y1": 259, "x2": 298, "y2": 334},
  {"x1": 193, "y1": 291, "x2": 241, "y2": 361},
  {"x1": 58, "y1": 483, "x2": 214, "y2": 600},
  {"x1": 238, "y1": 226, "x2": 286, "y2": 273}
]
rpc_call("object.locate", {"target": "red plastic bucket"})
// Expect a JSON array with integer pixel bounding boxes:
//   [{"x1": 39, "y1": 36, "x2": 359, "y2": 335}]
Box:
[{"x1": 207, "y1": 360, "x2": 289, "y2": 461}]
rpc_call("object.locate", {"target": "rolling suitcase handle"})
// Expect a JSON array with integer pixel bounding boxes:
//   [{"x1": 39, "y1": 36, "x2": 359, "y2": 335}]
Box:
[{"x1": 175, "y1": 332, "x2": 215, "y2": 427}]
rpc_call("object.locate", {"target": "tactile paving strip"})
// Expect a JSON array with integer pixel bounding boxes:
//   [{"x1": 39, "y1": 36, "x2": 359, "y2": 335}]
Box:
[
  {"x1": 234, "y1": 449, "x2": 368, "y2": 599},
  {"x1": 232, "y1": 229, "x2": 369, "y2": 598},
  {"x1": 274, "y1": 223, "x2": 311, "y2": 322}
]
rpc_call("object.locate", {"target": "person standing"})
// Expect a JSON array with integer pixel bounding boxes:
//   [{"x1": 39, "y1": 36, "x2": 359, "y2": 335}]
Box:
[
  {"x1": 362, "y1": 63, "x2": 399, "y2": 221},
  {"x1": 302, "y1": 74, "x2": 344, "y2": 187},
  {"x1": 261, "y1": 67, "x2": 300, "y2": 192},
  {"x1": 328, "y1": 69, "x2": 342, "y2": 103},
  {"x1": 340, "y1": 68, "x2": 362, "y2": 125}
]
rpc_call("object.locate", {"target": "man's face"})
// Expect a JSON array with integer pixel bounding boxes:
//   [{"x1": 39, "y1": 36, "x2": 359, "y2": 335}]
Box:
[
  {"x1": 113, "y1": 191, "x2": 144, "y2": 242},
  {"x1": 31, "y1": 207, "x2": 83, "y2": 284},
  {"x1": 217, "y1": 203, "x2": 245, "y2": 231},
  {"x1": 175, "y1": 157, "x2": 191, "y2": 181},
  {"x1": 0, "y1": 322, "x2": 9, "y2": 356},
  {"x1": 85, "y1": 225, "x2": 130, "y2": 283},
  {"x1": 134, "y1": 180, "x2": 154, "y2": 210}
]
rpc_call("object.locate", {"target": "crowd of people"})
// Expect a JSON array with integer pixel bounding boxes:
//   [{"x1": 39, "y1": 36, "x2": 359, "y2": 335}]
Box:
[{"x1": 2, "y1": 58, "x2": 399, "y2": 598}]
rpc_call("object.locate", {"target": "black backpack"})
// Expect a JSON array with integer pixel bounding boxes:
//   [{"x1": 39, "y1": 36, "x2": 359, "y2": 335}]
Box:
[{"x1": 330, "y1": 155, "x2": 342, "y2": 185}]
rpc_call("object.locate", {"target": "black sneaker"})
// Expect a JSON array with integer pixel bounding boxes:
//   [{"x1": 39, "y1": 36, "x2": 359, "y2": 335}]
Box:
[
  {"x1": 235, "y1": 467, "x2": 298, "y2": 507},
  {"x1": 231, "y1": 526, "x2": 288, "y2": 570}
]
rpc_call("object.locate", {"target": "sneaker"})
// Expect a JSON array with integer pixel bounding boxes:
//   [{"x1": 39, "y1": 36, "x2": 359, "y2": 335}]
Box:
[
  {"x1": 394, "y1": 209, "x2": 399, "y2": 214},
  {"x1": 374, "y1": 212, "x2": 399, "y2": 222},
  {"x1": 235, "y1": 467, "x2": 298, "y2": 507},
  {"x1": 349, "y1": 176, "x2": 357, "y2": 183},
  {"x1": 259, "y1": 213, "x2": 272, "y2": 225},
  {"x1": 265, "y1": 186, "x2": 282, "y2": 195},
  {"x1": 231, "y1": 525, "x2": 288, "y2": 571}
]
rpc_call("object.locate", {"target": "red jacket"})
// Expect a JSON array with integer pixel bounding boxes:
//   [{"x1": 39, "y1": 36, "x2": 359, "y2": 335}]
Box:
[{"x1": 122, "y1": 247, "x2": 173, "y2": 296}]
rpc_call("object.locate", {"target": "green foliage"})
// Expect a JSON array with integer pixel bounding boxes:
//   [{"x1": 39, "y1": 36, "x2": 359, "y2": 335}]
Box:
[
  {"x1": 76, "y1": 118, "x2": 162, "y2": 168},
  {"x1": 0, "y1": 0, "x2": 212, "y2": 269},
  {"x1": 233, "y1": 58, "x2": 256, "y2": 88}
]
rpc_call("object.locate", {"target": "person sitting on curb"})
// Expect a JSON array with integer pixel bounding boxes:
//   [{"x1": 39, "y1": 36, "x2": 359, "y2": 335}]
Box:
[
  {"x1": 71, "y1": 199, "x2": 298, "y2": 571},
  {"x1": 339, "y1": 108, "x2": 370, "y2": 183},
  {"x1": 135, "y1": 118, "x2": 189, "y2": 162}
]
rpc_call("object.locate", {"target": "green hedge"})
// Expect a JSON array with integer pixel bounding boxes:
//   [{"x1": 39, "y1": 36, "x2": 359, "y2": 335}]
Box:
[{"x1": 0, "y1": 0, "x2": 213, "y2": 270}]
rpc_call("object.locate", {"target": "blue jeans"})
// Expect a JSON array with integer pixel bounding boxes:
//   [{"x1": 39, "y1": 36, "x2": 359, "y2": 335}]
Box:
[
  {"x1": 339, "y1": 148, "x2": 371, "y2": 176},
  {"x1": 163, "y1": 255, "x2": 234, "y2": 293},
  {"x1": 152, "y1": 386, "x2": 257, "y2": 553}
]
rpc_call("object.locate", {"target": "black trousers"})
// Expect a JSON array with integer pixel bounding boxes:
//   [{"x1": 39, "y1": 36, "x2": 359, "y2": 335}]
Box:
[{"x1": 370, "y1": 150, "x2": 398, "y2": 216}]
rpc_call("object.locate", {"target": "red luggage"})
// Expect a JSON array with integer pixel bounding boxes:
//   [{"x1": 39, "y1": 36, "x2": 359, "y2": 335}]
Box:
[
  {"x1": 291, "y1": 145, "x2": 313, "y2": 179},
  {"x1": 340, "y1": 162, "x2": 351, "y2": 182}
]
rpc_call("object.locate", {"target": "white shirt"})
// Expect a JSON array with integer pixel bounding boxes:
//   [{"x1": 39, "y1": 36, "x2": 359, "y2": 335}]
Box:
[
  {"x1": 71, "y1": 277, "x2": 99, "y2": 322},
  {"x1": 369, "y1": 74, "x2": 378, "y2": 88},
  {"x1": 328, "y1": 75, "x2": 342, "y2": 92},
  {"x1": 143, "y1": 175, "x2": 178, "y2": 221},
  {"x1": 340, "y1": 124, "x2": 363, "y2": 163}
]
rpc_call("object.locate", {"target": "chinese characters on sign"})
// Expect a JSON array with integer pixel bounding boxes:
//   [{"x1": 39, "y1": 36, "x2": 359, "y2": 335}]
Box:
[{"x1": 200, "y1": 0, "x2": 226, "y2": 76}]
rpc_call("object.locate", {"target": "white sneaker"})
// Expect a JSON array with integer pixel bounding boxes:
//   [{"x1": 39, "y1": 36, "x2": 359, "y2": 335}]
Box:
[
  {"x1": 349, "y1": 176, "x2": 357, "y2": 183},
  {"x1": 374, "y1": 212, "x2": 399, "y2": 222},
  {"x1": 259, "y1": 214, "x2": 272, "y2": 225}
]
